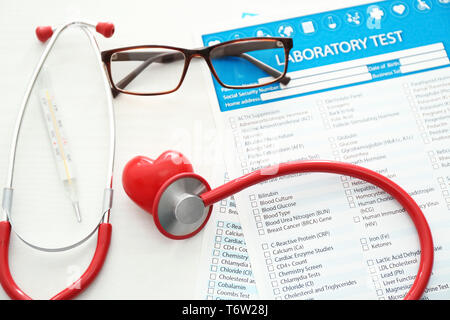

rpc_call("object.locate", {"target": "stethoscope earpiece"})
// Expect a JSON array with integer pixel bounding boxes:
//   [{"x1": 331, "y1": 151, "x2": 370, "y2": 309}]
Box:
[
  {"x1": 95, "y1": 22, "x2": 115, "y2": 38},
  {"x1": 35, "y1": 26, "x2": 54, "y2": 42},
  {"x1": 35, "y1": 22, "x2": 114, "y2": 43}
]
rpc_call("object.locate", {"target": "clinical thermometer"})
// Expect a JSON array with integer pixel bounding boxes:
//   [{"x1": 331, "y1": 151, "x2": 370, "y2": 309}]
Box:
[{"x1": 35, "y1": 70, "x2": 82, "y2": 222}]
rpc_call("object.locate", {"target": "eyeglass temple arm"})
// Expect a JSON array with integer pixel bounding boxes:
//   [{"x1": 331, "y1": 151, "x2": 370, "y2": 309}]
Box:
[
  {"x1": 111, "y1": 52, "x2": 171, "y2": 97},
  {"x1": 238, "y1": 53, "x2": 290, "y2": 85},
  {"x1": 111, "y1": 47, "x2": 290, "y2": 97}
]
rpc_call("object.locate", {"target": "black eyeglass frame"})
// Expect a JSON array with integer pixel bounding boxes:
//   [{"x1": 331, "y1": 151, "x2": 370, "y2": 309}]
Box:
[{"x1": 101, "y1": 37, "x2": 293, "y2": 97}]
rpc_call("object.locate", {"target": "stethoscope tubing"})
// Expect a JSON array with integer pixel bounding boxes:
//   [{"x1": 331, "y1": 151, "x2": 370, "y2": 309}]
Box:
[
  {"x1": 200, "y1": 160, "x2": 434, "y2": 300},
  {"x1": 0, "y1": 221, "x2": 112, "y2": 300}
]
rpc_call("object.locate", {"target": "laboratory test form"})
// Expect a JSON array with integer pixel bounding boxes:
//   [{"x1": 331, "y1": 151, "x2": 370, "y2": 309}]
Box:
[{"x1": 199, "y1": 0, "x2": 450, "y2": 299}]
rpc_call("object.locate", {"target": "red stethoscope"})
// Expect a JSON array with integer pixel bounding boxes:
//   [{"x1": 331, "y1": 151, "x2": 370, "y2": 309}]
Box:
[
  {"x1": 121, "y1": 150, "x2": 434, "y2": 300},
  {"x1": 0, "y1": 22, "x2": 434, "y2": 300}
]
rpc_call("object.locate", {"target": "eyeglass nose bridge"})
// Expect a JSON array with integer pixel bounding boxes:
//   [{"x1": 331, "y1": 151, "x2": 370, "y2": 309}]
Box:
[
  {"x1": 185, "y1": 47, "x2": 211, "y2": 61},
  {"x1": 181, "y1": 47, "x2": 221, "y2": 82}
]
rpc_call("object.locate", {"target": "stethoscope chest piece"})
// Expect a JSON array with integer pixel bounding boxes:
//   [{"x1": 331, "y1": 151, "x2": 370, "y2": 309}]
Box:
[
  {"x1": 153, "y1": 173, "x2": 212, "y2": 239},
  {"x1": 122, "y1": 150, "x2": 213, "y2": 240}
]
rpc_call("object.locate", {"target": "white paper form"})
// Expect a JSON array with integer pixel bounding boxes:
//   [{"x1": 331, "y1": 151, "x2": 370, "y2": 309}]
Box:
[
  {"x1": 196, "y1": 171, "x2": 259, "y2": 300},
  {"x1": 199, "y1": 1, "x2": 450, "y2": 299}
]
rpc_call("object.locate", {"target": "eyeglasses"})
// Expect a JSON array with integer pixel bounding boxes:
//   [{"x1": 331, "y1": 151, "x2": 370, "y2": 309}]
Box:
[{"x1": 101, "y1": 37, "x2": 293, "y2": 96}]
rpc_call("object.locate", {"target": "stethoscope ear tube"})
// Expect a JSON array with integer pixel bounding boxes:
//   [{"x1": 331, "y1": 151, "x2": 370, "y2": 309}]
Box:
[
  {"x1": 0, "y1": 20, "x2": 117, "y2": 300},
  {"x1": 199, "y1": 160, "x2": 434, "y2": 300},
  {"x1": 0, "y1": 221, "x2": 112, "y2": 300}
]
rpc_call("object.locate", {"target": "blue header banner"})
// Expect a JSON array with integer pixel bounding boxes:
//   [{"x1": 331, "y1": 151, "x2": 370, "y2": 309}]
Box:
[{"x1": 202, "y1": 0, "x2": 450, "y2": 112}]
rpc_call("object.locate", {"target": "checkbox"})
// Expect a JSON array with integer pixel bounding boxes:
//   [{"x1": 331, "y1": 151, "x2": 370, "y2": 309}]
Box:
[
  {"x1": 443, "y1": 190, "x2": 449, "y2": 196},
  {"x1": 271, "y1": 281, "x2": 278, "y2": 287},
  {"x1": 273, "y1": 288, "x2": 280, "y2": 295},
  {"x1": 258, "y1": 229, "x2": 265, "y2": 235},
  {"x1": 347, "y1": 196, "x2": 354, "y2": 202},
  {"x1": 374, "y1": 281, "x2": 381, "y2": 289},
  {"x1": 210, "y1": 265, "x2": 218, "y2": 272},
  {"x1": 220, "y1": 207, "x2": 226, "y2": 213},
  {"x1": 433, "y1": 164, "x2": 439, "y2": 169},
  {"x1": 214, "y1": 243, "x2": 221, "y2": 249},
  {"x1": 217, "y1": 221, "x2": 224, "y2": 227},
  {"x1": 209, "y1": 281, "x2": 215, "y2": 288},
  {"x1": 343, "y1": 182, "x2": 350, "y2": 188},
  {"x1": 349, "y1": 202, "x2": 356, "y2": 208},
  {"x1": 341, "y1": 176, "x2": 348, "y2": 181},
  {"x1": 367, "y1": 260, "x2": 374, "y2": 266},
  {"x1": 265, "y1": 258, "x2": 273, "y2": 265},
  {"x1": 216, "y1": 229, "x2": 223, "y2": 235},
  {"x1": 256, "y1": 222, "x2": 263, "y2": 228},
  {"x1": 242, "y1": 169, "x2": 249, "y2": 174},
  {"x1": 372, "y1": 275, "x2": 378, "y2": 281},
  {"x1": 210, "y1": 273, "x2": 217, "y2": 280},
  {"x1": 212, "y1": 258, "x2": 218, "y2": 264},
  {"x1": 267, "y1": 265, "x2": 274, "y2": 272},
  {"x1": 251, "y1": 201, "x2": 257, "y2": 207},
  {"x1": 269, "y1": 273, "x2": 276, "y2": 279},
  {"x1": 345, "y1": 189, "x2": 352, "y2": 195},
  {"x1": 262, "y1": 243, "x2": 269, "y2": 250},
  {"x1": 213, "y1": 250, "x2": 220, "y2": 256},
  {"x1": 249, "y1": 194, "x2": 256, "y2": 201},
  {"x1": 220, "y1": 200, "x2": 227, "y2": 206},
  {"x1": 208, "y1": 288, "x2": 214, "y2": 294},
  {"x1": 369, "y1": 266, "x2": 376, "y2": 273},
  {"x1": 215, "y1": 236, "x2": 222, "y2": 242},
  {"x1": 253, "y1": 208, "x2": 260, "y2": 215},
  {"x1": 360, "y1": 238, "x2": 367, "y2": 244},
  {"x1": 241, "y1": 162, "x2": 248, "y2": 167},
  {"x1": 376, "y1": 289, "x2": 383, "y2": 296},
  {"x1": 362, "y1": 245, "x2": 369, "y2": 251},
  {"x1": 353, "y1": 216, "x2": 360, "y2": 223},
  {"x1": 264, "y1": 251, "x2": 271, "y2": 258},
  {"x1": 255, "y1": 215, "x2": 262, "y2": 222}
]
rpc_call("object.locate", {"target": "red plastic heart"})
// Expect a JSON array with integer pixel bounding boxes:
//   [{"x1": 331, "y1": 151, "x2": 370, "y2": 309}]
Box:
[{"x1": 122, "y1": 150, "x2": 193, "y2": 215}]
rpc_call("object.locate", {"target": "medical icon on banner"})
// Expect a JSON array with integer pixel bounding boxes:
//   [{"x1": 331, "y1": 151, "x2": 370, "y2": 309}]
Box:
[
  {"x1": 277, "y1": 24, "x2": 295, "y2": 37},
  {"x1": 391, "y1": 2, "x2": 409, "y2": 17},
  {"x1": 366, "y1": 5, "x2": 385, "y2": 29},
  {"x1": 345, "y1": 10, "x2": 363, "y2": 26}
]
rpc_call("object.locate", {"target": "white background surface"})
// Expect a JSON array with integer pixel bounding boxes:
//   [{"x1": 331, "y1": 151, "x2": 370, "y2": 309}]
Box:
[{"x1": 0, "y1": 0, "x2": 374, "y2": 299}]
